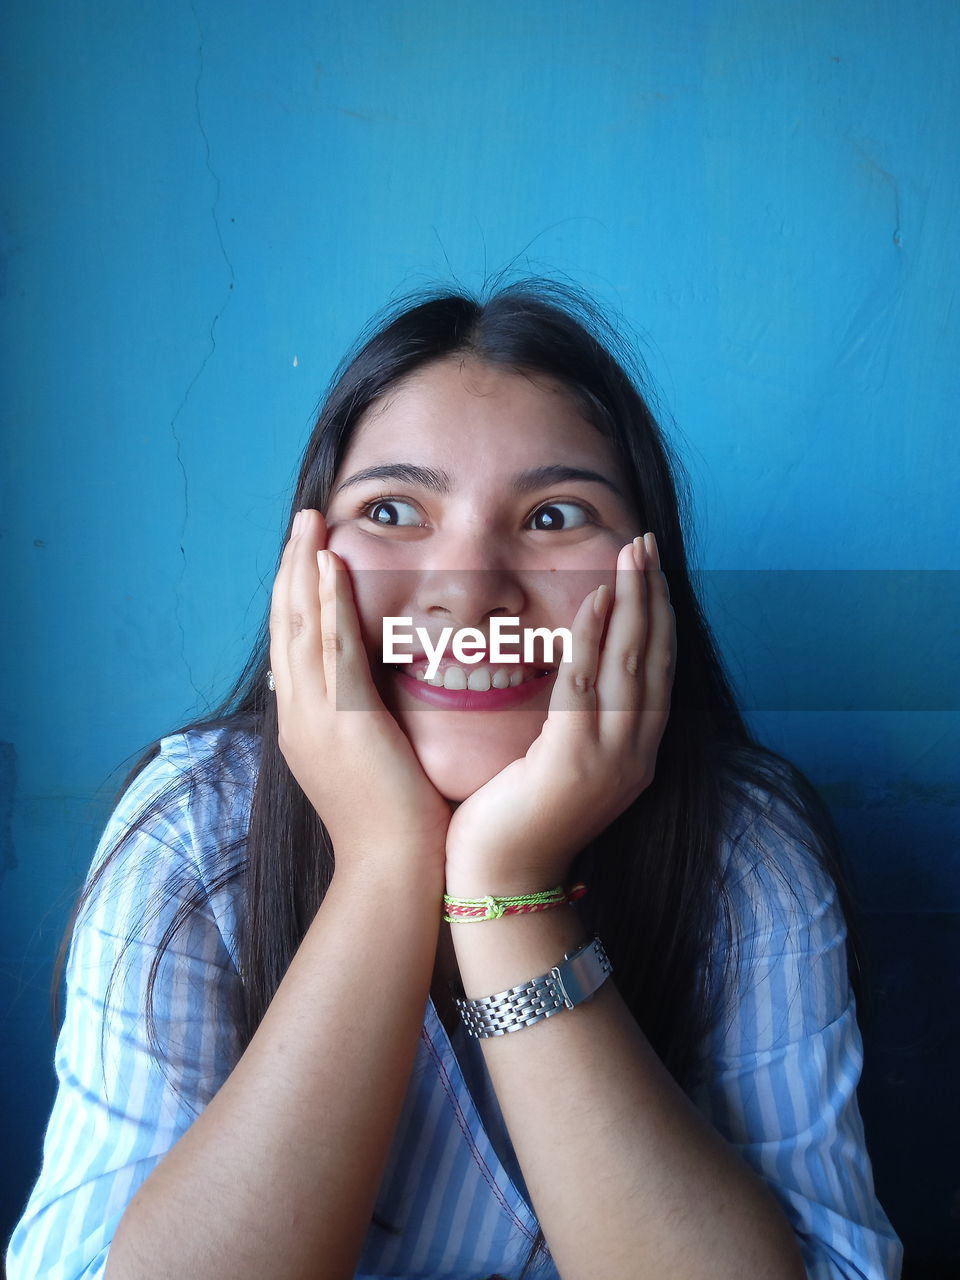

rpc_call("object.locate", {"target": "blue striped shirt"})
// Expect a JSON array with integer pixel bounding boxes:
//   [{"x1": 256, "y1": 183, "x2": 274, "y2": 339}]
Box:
[{"x1": 7, "y1": 727, "x2": 902, "y2": 1278}]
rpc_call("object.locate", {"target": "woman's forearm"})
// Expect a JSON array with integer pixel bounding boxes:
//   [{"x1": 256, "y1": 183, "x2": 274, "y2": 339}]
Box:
[
  {"x1": 106, "y1": 853, "x2": 443, "y2": 1280},
  {"x1": 451, "y1": 908, "x2": 807, "y2": 1280}
]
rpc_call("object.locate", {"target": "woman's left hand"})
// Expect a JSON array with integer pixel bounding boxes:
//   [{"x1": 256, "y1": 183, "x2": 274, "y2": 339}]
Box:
[{"x1": 444, "y1": 532, "x2": 676, "y2": 895}]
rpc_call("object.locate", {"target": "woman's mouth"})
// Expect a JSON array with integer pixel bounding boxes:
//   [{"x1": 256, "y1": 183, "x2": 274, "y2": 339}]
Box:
[{"x1": 387, "y1": 660, "x2": 557, "y2": 710}]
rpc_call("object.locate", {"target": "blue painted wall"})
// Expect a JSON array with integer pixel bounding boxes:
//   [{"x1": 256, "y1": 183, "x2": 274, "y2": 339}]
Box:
[{"x1": 2, "y1": 1, "x2": 957, "y2": 1268}]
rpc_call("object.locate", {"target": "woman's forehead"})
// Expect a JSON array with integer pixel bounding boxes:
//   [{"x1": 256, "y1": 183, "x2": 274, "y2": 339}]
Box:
[{"x1": 347, "y1": 355, "x2": 614, "y2": 466}]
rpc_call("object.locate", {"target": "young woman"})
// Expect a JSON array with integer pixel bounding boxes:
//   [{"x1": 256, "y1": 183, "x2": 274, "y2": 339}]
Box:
[{"x1": 8, "y1": 282, "x2": 902, "y2": 1279}]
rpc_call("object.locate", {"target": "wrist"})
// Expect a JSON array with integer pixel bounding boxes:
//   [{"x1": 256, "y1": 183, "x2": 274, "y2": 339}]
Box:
[
  {"x1": 448, "y1": 903, "x2": 589, "y2": 999},
  {"x1": 331, "y1": 845, "x2": 446, "y2": 901},
  {"x1": 444, "y1": 860, "x2": 577, "y2": 900}
]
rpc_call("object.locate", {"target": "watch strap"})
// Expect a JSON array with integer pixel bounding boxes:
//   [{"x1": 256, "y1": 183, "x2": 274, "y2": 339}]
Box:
[{"x1": 455, "y1": 937, "x2": 613, "y2": 1039}]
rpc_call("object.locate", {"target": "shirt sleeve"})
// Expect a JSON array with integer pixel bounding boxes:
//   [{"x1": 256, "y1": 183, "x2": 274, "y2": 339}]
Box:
[
  {"x1": 692, "y1": 797, "x2": 903, "y2": 1280},
  {"x1": 6, "y1": 736, "x2": 244, "y2": 1280}
]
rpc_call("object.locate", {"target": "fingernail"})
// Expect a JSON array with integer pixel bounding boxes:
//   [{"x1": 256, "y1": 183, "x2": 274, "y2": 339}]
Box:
[
  {"x1": 632, "y1": 536, "x2": 645, "y2": 570},
  {"x1": 593, "y1": 584, "x2": 610, "y2": 618},
  {"x1": 644, "y1": 531, "x2": 659, "y2": 568},
  {"x1": 317, "y1": 549, "x2": 331, "y2": 581},
  {"x1": 292, "y1": 510, "x2": 303, "y2": 535}
]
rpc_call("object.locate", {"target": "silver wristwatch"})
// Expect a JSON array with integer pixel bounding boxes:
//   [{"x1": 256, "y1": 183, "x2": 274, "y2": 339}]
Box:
[{"x1": 455, "y1": 937, "x2": 613, "y2": 1039}]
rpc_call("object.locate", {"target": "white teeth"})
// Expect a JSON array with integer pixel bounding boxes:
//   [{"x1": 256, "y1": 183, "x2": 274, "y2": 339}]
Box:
[{"x1": 403, "y1": 663, "x2": 553, "y2": 690}]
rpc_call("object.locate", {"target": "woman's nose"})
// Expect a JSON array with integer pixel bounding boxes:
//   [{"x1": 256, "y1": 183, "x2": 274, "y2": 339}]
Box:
[{"x1": 411, "y1": 536, "x2": 526, "y2": 628}]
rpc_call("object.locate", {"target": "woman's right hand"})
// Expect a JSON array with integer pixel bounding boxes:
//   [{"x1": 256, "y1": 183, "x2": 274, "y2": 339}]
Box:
[{"x1": 268, "y1": 507, "x2": 452, "y2": 870}]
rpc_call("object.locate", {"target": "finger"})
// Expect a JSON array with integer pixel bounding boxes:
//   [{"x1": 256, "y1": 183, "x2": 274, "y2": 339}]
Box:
[
  {"x1": 283, "y1": 509, "x2": 330, "y2": 698},
  {"x1": 595, "y1": 537, "x2": 648, "y2": 727},
  {"x1": 268, "y1": 509, "x2": 308, "y2": 698},
  {"x1": 541, "y1": 582, "x2": 610, "y2": 749},
  {"x1": 316, "y1": 548, "x2": 385, "y2": 712},
  {"x1": 636, "y1": 532, "x2": 675, "y2": 746}
]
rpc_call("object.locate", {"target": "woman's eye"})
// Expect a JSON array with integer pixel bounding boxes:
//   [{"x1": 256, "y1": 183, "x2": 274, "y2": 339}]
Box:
[
  {"x1": 528, "y1": 502, "x2": 590, "y2": 531},
  {"x1": 362, "y1": 498, "x2": 423, "y2": 527}
]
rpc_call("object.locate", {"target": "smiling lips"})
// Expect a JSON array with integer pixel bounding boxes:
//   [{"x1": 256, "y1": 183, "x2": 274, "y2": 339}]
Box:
[{"x1": 388, "y1": 661, "x2": 557, "y2": 710}]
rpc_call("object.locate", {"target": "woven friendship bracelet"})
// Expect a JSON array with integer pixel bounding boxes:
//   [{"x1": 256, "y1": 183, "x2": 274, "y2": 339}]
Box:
[{"x1": 443, "y1": 882, "x2": 586, "y2": 924}]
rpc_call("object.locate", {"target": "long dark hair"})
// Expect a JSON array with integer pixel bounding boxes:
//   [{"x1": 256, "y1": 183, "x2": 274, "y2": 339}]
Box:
[{"x1": 58, "y1": 279, "x2": 860, "y2": 1274}]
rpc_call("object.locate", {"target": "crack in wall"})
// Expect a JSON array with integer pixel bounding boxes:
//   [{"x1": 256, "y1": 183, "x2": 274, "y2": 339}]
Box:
[
  {"x1": 852, "y1": 138, "x2": 904, "y2": 251},
  {"x1": 166, "y1": 0, "x2": 238, "y2": 706}
]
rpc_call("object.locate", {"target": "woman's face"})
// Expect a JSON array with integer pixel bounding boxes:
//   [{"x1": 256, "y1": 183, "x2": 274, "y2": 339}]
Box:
[{"x1": 324, "y1": 356, "x2": 642, "y2": 801}]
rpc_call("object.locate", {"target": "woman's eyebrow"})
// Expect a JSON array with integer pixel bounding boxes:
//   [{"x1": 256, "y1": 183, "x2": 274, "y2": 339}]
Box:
[
  {"x1": 334, "y1": 462, "x2": 626, "y2": 501},
  {"x1": 515, "y1": 464, "x2": 627, "y2": 501},
  {"x1": 334, "y1": 463, "x2": 449, "y2": 495}
]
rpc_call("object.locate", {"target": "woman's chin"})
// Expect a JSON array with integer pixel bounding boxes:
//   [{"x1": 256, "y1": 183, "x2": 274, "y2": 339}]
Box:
[{"x1": 403, "y1": 715, "x2": 542, "y2": 802}]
